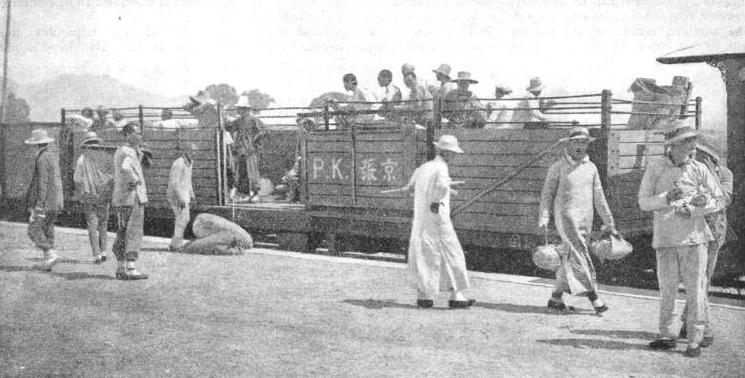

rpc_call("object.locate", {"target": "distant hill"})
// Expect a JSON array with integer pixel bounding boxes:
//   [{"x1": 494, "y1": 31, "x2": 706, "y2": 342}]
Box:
[{"x1": 17, "y1": 74, "x2": 187, "y2": 122}]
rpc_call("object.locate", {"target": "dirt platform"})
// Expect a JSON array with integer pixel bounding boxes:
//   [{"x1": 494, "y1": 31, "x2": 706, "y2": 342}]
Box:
[{"x1": 1, "y1": 221, "x2": 744, "y2": 377}]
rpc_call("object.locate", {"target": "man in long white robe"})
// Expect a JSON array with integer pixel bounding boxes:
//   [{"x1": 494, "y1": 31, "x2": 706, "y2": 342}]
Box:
[{"x1": 403, "y1": 135, "x2": 474, "y2": 309}]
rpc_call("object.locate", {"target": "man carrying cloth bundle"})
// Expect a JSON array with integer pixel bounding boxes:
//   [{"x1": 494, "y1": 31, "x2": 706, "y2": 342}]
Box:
[
  {"x1": 639, "y1": 120, "x2": 723, "y2": 358},
  {"x1": 538, "y1": 126, "x2": 616, "y2": 314},
  {"x1": 74, "y1": 131, "x2": 114, "y2": 264}
]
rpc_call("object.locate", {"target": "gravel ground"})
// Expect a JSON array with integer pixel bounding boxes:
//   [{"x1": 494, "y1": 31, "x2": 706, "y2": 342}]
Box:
[{"x1": 1, "y1": 221, "x2": 744, "y2": 377}]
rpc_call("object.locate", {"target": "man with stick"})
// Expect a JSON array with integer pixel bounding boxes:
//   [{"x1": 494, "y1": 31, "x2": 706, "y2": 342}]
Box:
[{"x1": 388, "y1": 135, "x2": 474, "y2": 309}]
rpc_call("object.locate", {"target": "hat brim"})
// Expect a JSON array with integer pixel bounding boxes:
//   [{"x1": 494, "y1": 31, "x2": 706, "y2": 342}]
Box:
[
  {"x1": 25, "y1": 137, "x2": 55, "y2": 145},
  {"x1": 80, "y1": 138, "x2": 103, "y2": 147},
  {"x1": 564, "y1": 135, "x2": 597, "y2": 142},
  {"x1": 433, "y1": 142, "x2": 464, "y2": 153},
  {"x1": 450, "y1": 79, "x2": 478, "y2": 84},
  {"x1": 663, "y1": 132, "x2": 698, "y2": 145},
  {"x1": 526, "y1": 84, "x2": 543, "y2": 91},
  {"x1": 432, "y1": 69, "x2": 451, "y2": 79}
]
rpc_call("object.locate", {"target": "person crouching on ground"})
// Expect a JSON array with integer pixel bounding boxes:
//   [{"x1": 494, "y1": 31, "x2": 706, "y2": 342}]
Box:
[
  {"x1": 24, "y1": 128, "x2": 64, "y2": 271},
  {"x1": 73, "y1": 131, "x2": 114, "y2": 264},
  {"x1": 538, "y1": 127, "x2": 615, "y2": 314},
  {"x1": 639, "y1": 121, "x2": 723, "y2": 358},
  {"x1": 167, "y1": 142, "x2": 196, "y2": 250},
  {"x1": 111, "y1": 122, "x2": 149, "y2": 280},
  {"x1": 402, "y1": 135, "x2": 474, "y2": 309}
]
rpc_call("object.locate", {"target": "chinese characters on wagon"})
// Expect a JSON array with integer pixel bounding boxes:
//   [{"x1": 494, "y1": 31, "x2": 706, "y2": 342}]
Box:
[{"x1": 311, "y1": 156, "x2": 402, "y2": 184}]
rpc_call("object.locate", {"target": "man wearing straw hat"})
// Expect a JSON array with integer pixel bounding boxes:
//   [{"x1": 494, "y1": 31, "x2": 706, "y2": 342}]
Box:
[
  {"x1": 678, "y1": 133, "x2": 733, "y2": 349},
  {"x1": 639, "y1": 120, "x2": 723, "y2": 358},
  {"x1": 538, "y1": 126, "x2": 616, "y2": 314},
  {"x1": 111, "y1": 122, "x2": 149, "y2": 280},
  {"x1": 430, "y1": 63, "x2": 456, "y2": 99},
  {"x1": 228, "y1": 94, "x2": 267, "y2": 202},
  {"x1": 24, "y1": 128, "x2": 64, "y2": 271},
  {"x1": 441, "y1": 71, "x2": 487, "y2": 128},
  {"x1": 74, "y1": 131, "x2": 114, "y2": 264},
  {"x1": 510, "y1": 77, "x2": 554, "y2": 129},
  {"x1": 400, "y1": 135, "x2": 475, "y2": 309}
]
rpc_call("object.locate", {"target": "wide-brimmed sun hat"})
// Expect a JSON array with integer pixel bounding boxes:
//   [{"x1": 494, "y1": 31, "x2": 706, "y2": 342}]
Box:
[
  {"x1": 79, "y1": 131, "x2": 102, "y2": 147},
  {"x1": 450, "y1": 71, "x2": 478, "y2": 84},
  {"x1": 433, "y1": 134, "x2": 464, "y2": 153},
  {"x1": 494, "y1": 85, "x2": 513, "y2": 95},
  {"x1": 432, "y1": 64, "x2": 452, "y2": 79},
  {"x1": 235, "y1": 95, "x2": 252, "y2": 109},
  {"x1": 189, "y1": 91, "x2": 214, "y2": 105},
  {"x1": 526, "y1": 77, "x2": 543, "y2": 92},
  {"x1": 695, "y1": 133, "x2": 724, "y2": 162},
  {"x1": 25, "y1": 128, "x2": 55, "y2": 145},
  {"x1": 562, "y1": 126, "x2": 596, "y2": 142},
  {"x1": 663, "y1": 120, "x2": 698, "y2": 145}
]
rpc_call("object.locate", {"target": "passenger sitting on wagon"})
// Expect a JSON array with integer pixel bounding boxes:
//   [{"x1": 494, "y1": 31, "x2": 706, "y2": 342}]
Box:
[
  {"x1": 275, "y1": 156, "x2": 301, "y2": 202},
  {"x1": 430, "y1": 63, "x2": 456, "y2": 100},
  {"x1": 112, "y1": 110, "x2": 128, "y2": 131},
  {"x1": 184, "y1": 91, "x2": 219, "y2": 129},
  {"x1": 326, "y1": 73, "x2": 377, "y2": 127},
  {"x1": 485, "y1": 85, "x2": 516, "y2": 129},
  {"x1": 376, "y1": 69, "x2": 402, "y2": 120},
  {"x1": 441, "y1": 71, "x2": 487, "y2": 129},
  {"x1": 402, "y1": 71, "x2": 433, "y2": 127},
  {"x1": 510, "y1": 77, "x2": 558, "y2": 129}
]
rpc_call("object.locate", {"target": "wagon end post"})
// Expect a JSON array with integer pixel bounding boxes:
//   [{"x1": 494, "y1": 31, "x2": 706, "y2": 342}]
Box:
[
  {"x1": 601, "y1": 89, "x2": 612, "y2": 134},
  {"x1": 60, "y1": 108, "x2": 66, "y2": 125},
  {"x1": 695, "y1": 96, "x2": 702, "y2": 130},
  {"x1": 138, "y1": 105, "x2": 144, "y2": 130},
  {"x1": 323, "y1": 103, "x2": 330, "y2": 131}
]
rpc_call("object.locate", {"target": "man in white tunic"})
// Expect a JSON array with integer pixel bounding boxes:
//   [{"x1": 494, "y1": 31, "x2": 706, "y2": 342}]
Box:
[
  {"x1": 167, "y1": 142, "x2": 196, "y2": 250},
  {"x1": 403, "y1": 135, "x2": 474, "y2": 309}
]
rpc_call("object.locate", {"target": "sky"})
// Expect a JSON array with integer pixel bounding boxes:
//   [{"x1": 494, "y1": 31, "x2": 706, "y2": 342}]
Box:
[{"x1": 6, "y1": 0, "x2": 745, "y2": 127}]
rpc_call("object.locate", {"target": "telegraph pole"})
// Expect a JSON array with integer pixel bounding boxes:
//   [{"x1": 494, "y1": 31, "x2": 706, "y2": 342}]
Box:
[{"x1": 1, "y1": 0, "x2": 11, "y2": 122}]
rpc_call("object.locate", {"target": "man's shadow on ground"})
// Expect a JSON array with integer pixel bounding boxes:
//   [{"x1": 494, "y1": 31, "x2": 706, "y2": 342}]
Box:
[
  {"x1": 537, "y1": 329, "x2": 668, "y2": 353},
  {"x1": 343, "y1": 299, "x2": 449, "y2": 311},
  {"x1": 1, "y1": 259, "x2": 114, "y2": 280},
  {"x1": 474, "y1": 301, "x2": 598, "y2": 316}
]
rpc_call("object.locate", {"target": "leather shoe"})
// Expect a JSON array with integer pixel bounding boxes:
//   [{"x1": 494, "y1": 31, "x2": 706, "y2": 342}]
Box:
[
  {"x1": 448, "y1": 299, "x2": 476, "y2": 309},
  {"x1": 700, "y1": 336, "x2": 713, "y2": 348},
  {"x1": 416, "y1": 299, "x2": 433, "y2": 308},
  {"x1": 593, "y1": 304, "x2": 608, "y2": 314},
  {"x1": 684, "y1": 346, "x2": 701, "y2": 357},
  {"x1": 547, "y1": 300, "x2": 575, "y2": 311},
  {"x1": 116, "y1": 269, "x2": 148, "y2": 280},
  {"x1": 648, "y1": 339, "x2": 676, "y2": 350}
]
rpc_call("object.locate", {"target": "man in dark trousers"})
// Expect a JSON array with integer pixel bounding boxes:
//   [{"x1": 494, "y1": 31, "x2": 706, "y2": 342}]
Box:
[
  {"x1": 228, "y1": 95, "x2": 267, "y2": 201},
  {"x1": 111, "y1": 123, "x2": 149, "y2": 280},
  {"x1": 25, "y1": 128, "x2": 64, "y2": 271}
]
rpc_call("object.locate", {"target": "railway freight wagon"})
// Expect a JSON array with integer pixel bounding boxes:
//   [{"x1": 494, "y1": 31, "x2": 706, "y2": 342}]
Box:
[
  {"x1": 300, "y1": 90, "x2": 702, "y2": 254},
  {"x1": 0, "y1": 89, "x2": 703, "y2": 258}
]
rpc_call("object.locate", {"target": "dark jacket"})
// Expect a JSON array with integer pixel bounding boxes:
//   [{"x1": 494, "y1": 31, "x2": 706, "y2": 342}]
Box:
[{"x1": 25, "y1": 147, "x2": 64, "y2": 211}]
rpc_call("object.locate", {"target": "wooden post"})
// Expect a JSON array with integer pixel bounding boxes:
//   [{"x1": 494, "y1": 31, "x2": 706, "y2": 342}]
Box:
[
  {"x1": 138, "y1": 105, "x2": 144, "y2": 129},
  {"x1": 60, "y1": 108, "x2": 66, "y2": 125},
  {"x1": 216, "y1": 103, "x2": 224, "y2": 205},
  {"x1": 600, "y1": 89, "x2": 612, "y2": 134},
  {"x1": 350, "y1": 124, "x2": 357, "y2": 206},
  {"x1": 694, "y1": 96, "x2": 702, "y2": 130},
  {"x1": 0, "y1": 0, "x2": 11, "y2": 123},
  {"x1": 323, "y1": 103, "x2": 330, "y2": 130}
]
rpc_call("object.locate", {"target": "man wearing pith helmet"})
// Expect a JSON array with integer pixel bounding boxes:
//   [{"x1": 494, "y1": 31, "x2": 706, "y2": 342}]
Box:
[
  {"x1": 638, "y1": 120, "x2": 723, "y2": 358},
  {"x1": 538, "y1": 126, "x2": 615, "y2": 315},
  {"x1": 401, "y1": 134, "x2": 475, "y2": 309}
]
